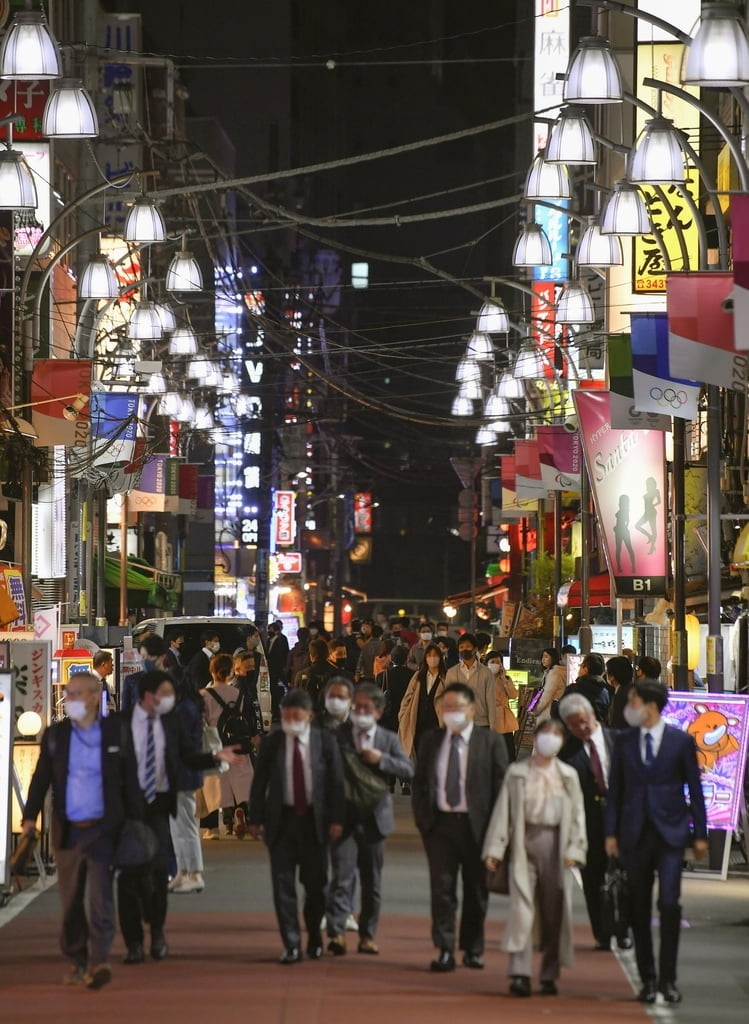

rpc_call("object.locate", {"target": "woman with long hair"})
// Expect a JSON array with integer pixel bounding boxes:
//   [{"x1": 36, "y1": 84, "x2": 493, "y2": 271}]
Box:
[
  {"x1": 535, "y1": 648, "x2": 566, "y2": 723},
  {"x1": 487, "y1": 650, "x2": 519, "y2": 762},
  {"x1": 398, "y1": 642, "x2": 447, "y2": 762}
]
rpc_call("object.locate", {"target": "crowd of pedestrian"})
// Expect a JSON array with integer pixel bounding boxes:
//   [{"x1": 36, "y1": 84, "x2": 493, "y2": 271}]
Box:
[{"x1": 20, "y1": 615, "x2": 707, "y2": 1007}]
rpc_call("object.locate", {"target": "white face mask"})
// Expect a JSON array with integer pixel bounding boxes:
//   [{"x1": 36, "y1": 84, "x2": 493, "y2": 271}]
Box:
[
  {"x1": 443, "y1": 710, "x2": 468, "y2": 733},
  {"x1": 535, "y1": 731, "x2": 563, "y2": 758},
  {"x1": 436, "y1": 630, "x2": 448, "y2": 637},
  {"x1": 156, "y1": 695, "x2": 175, "y2": 716},
  {"x1": 624, "y1": 703, "x2": 647, "y2": 728},
  {"x1": 488, "y1": 662, "x2": 501, "y2": 675},
  {"x1": 281, "y1": 719, "x2": 309, "y2": 737},
  {"x1": 64, "y1": 698, "x2": 88, "y2": 722},
  {"x1": 350, "y1": 712, "x2": 375, "y2": 730},
  {"x1": 420, "y1": 632, "x2": 433, "y2": 642},
  {"x1": 325, "y1": 696, "x2": 350, "y2": 718},
  {"x1": 309, "y1": 628, "x2": 319, "y2": 637}
]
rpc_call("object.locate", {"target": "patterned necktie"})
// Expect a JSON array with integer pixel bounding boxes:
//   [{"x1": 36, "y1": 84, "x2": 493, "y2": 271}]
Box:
[
  {"x1": 446, "y1": 734, "x2": 462, "y2": 808},
  {"x1": 644, "y1": 731, "x2": 655, "y2": 769},
  {"x1": 144, "y1": 715, "x2": 157, "y2": 804},
  {"x1": 293, "y1": 738, "x2": 308, "y2": 816},
  {"x1": 588, "y1": 739, "x2": 606, "y2": 795}
]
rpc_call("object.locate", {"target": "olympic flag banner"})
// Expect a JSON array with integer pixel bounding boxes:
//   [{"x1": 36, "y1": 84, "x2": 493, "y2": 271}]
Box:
[
  {"x1": 668, "y1": 272, "x2": 742, "y2": 390},
  {"x1": 573, "y1": 389, "x2": 667, "y2": 598},
  {"x1": 629, "y1": 313, "x2": 700, "y2": 420},
  {"x1": 606, "y1": 333, "x2": 672, "y2": 431}
]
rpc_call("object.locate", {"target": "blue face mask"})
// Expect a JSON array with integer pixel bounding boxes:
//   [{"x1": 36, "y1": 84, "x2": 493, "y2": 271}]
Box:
[{"x1": 142, "y1": 657, "x2": 156, "y2": 671}]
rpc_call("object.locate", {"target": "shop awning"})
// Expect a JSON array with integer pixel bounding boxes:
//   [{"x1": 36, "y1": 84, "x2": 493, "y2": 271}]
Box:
[
  {"x1": 444, "y1": 580, "x2": 510, "y2": 609},
  {"x1": 94, "y1": 554, "x2": 181, "y2": 611},
  {"x1": 557, "y1": 572, "x2": 612, "y2": 609}
]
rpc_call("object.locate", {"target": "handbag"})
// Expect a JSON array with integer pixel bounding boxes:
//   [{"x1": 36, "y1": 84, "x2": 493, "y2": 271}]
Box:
[
  {"x1": 341, "y1": 746, "x2": 389, "y2": 814},
  {"x1": 599, "y1": 855, "x2": 630, "y2": 938},
  {"x1": 486, "y1": 850, "x2": 511, "y2": 894},
  {"x1": 201, "y1": 723, "x2": 223, "y2": 776},
  {"x1": 113, "y1": 819, "x2": 159, "y2": 869},
  {"x1": 9, "y1": 830, "x2": 38, "y2": 877}
]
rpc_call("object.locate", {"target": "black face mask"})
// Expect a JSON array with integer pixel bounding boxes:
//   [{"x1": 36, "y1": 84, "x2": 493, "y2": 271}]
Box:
[
  {"x1": 459, "y1": 649, "x2": 475, "y2": 661},
  {"x1": 334, "y1": 657, "x2": 347, "y2": 667}
]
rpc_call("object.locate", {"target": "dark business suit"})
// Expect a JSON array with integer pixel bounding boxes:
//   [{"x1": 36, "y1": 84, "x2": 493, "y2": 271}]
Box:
[
  {"x1": 561, "y1": 727, "x2": 619, "y2": 944},
  {"x1": 184, "y1": 649, "x2": 212, "y2": 691},
  {"x1": 249, "y1": 727, "x2": 345, "y2": 950},
  {"x1": 412, "y1": 726, "x2": 508, "y2": 956},
  {"x1": 326, "y1": 722, "x2": 413, "y2": 940},
  {"x1": 605, "y1": 724, "x2": 707, "y2": 987},
  {"x1": 23, "y1": 715, "x2": 142, "y2": 969},
  {"x1": 117, "y1": 708, "x2": 219, "y2": 950}
]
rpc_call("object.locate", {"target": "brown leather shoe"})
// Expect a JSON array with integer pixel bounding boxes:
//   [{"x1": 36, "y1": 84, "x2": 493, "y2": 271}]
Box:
[
  {"x1": 358, "y1": 938, "x2": 379, "y2": 954},
  {"x1": 327, "y1": 935, "x2": 346, "y2": 956}
]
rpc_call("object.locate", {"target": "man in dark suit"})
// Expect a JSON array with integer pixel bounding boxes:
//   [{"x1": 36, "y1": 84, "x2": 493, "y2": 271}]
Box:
[
  {"x1": 558, "y1": 691, "x2": 631, "y2": 950},
  {"x1": 266, "y1": 619, "x2": 290, "y2": 685},
  {"x1": 22, "y1": 672, "x2": 142, "y2": 990},
  {"x1": 117, "y1": 669, "x2": 240, "y2": 964},
  {"x1": 412, "y1": 682, "x2": 508, "y2": 972},
  {"x1": 326, "y1": 683, "x2": 413, "y2": 955},
  {"x1": 605, "y1": 680, "x2": 708, "y2": 1005},
  {"x1": 184, "y1": 629, "x2": 220, "y2": 691},
  {"x1": 248, "y1": 688, "x2": 345, "y2": 963}
]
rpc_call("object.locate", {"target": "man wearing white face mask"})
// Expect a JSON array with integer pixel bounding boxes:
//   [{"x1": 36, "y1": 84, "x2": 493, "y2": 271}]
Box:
[
  {"x1": 406, "y1": 622, "x2": 436, "y2": 672},
  {"x1": 249, "y1": 689, "x2": 345, "y2": 963},
  {"x1": 412, "y1": 683, "x2": 508, "y2": 973},
  {"x1": 326, "y1": 684, "x2": 413, "y2": 955},
  {"x1": 184, "y1": 630, "x2": 221, "y2": 691},
  {"x1": 118, "y1": 670, "x2": 241, "y2": 966},
  {"x1": 22, "y1": 673, "x2": 142, "y2": 990}
]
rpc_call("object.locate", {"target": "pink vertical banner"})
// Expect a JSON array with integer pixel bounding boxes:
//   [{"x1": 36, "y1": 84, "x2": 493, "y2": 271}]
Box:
[
  {"x1": 732, "y1": 194, "x2": 749, "y2": 350},
  {"x1": 536, "y1": 425, "x2": 582, "y2": 490},
  {"x1": 572, "y1": 389, "x2": 668, "y2": 598}
]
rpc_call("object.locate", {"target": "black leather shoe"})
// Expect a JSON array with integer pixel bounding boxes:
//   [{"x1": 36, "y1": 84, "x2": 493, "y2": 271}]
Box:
[
  {"x1": 509, "y1": 975, "x2": 531, "y2": 997},
  {"x1": 306, "y1": 940, "x2": 323, "y2": 960},
  {"x1": 150, "y1": 933, "x2": 169, "y2": 960},
  {"x1": 637, "y1": 979, "x2": 657, "y2": 1003},
  {"x1": 660, "y1": 982, "x2": 682, "y2": 1003},
  {"x1": 123, "y1": 944, "x2": 144, "y2": 964},
  {"x1": 430, "y1": 950, "x2": 455, "y2": 973},
  {"x1": 279, "y1": 947, "x2": 301, "y2": 965},
  {"x1": 617, "y1": 935, "x2": 633, "y2": 950},
  {"x1": 594, "y1": 939, "x2": 610, "y2": 950},
  {"x1": 462, "y1": 953, "x2": 484, "y2": 969},
  {"x1": 540, "y1": 980, "x2": 558, "y2": 996}
]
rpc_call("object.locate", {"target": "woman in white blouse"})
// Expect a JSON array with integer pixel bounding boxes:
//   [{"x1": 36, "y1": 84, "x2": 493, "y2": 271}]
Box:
[{"x1": 482, "y1": 719, "x2": 587, "y2": 998}]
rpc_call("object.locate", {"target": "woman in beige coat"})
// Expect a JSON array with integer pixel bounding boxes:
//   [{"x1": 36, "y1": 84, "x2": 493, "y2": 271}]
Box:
[
  {"x1": 486, "y1": 650, "x2": 518, "y2": 762},
  {"x1": 397, "y1": 643, "x2": 446, "y2": 760},
  {"x1": 482, "y1": 719, "x2": 587, "y2": 997}
]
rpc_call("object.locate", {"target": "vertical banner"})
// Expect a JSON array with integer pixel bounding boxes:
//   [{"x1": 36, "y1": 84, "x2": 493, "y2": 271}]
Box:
[
  {"x1": 629, "y1": 313, "x2": 701, "y2": 418},
  {"x1": 9, "y1": 639, "x2": 51, "y2": 737},
  {"x1": 273, "y1": 491, "x2": 296, "y2": 548},
  {"x1": 731, "y1": 193, "x2": 749, "y2": 350},
  {"x1": 30, "y1": 359, "x2": 92, "y2": 447},
  {"x1": 667, "y1": 272, "x2": 740, "y2": 389},
  {"x1": 90, "y1": 391, "x2": 139, "y2": 464},
  {"x1": 514, "y1": 440, "x2": 547, "y2": 499},
  {"x1": 573, "y1": 389, "x2": 668, "y2": 597},
  {"x1": 607, "y1": 334, "x2": 672, "y2": 431},
  {"x1": 536, "y1": 425, "x2": 581, "y2": 491}
]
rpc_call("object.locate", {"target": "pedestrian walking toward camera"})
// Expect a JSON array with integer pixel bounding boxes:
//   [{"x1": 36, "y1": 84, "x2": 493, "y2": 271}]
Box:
[
  {"x1": 21, "y1": 673, "x2": 142, "y2": 990},
  {"x1": 487, "y1": 651, "x2": 519, "y2": 762},
  {"x1": 248, "y1": 689, "x2": 345, "y2": 963},
  {"x1": 412, "y1": 683, "x2": 508, "y2": 973},
  {"x1": 445, "y1": 633, "x2": 496, "y2": 729},
  {"x1": 605, "y1": 680, "x2": 707, "y2": 1005},
  {"x1": 398, "y1": 642, "x2": 447, "y2": 764},
  {"x1": 483, "y1": 718, "x2": 587, "y2": 998}
]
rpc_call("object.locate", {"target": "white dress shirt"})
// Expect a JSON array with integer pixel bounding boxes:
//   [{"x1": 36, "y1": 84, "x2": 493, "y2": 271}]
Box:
[
  {"x1": 354, "y1": 723, "x2": 377, "y2": 752},
  {"x1": 639, "y1": 717, "x2": 666, "y2": 764},
  {"x1": 284, "y1": 726, "x2": 313, "y2": 805},
  {"x1": 587, "y1": 722, "x2": 610, "y2": 788},
  {"x1": 131, "y1": 703, "x2": 168, "y2": 794},
  {"x1": 436, "y1": 722, "x2": 473, "y2": 812}
]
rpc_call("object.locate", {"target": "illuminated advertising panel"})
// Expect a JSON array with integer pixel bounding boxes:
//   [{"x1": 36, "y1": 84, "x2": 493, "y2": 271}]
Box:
[
  {"x1": 273, "y1": 491, "x2": 296, "y2": 548},
  {"x1": 534, "y1": 0, "x2": 570, "y2": 154}
]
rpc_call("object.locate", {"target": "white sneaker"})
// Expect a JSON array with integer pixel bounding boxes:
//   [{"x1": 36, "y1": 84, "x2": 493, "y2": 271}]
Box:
[
  {"x1": 201, "y1": 829, "x2": 219, "y2": 840},
  {"x1": 172, "y1": 872, "x2": 205, "y2": 894},
  {"x1": 345, "y1": 914, "x2": 359, "y2": 932},
  {"x1": 168, "y1": 871, "x2": 187, "y2": 891}
]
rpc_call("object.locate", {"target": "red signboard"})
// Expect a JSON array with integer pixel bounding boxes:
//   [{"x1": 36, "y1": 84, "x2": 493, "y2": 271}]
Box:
[
  {"x1": 273, "y1": 490, "x2": 296, "y2": 547},
  {"x1": 0, "y1": 80, "x2": 50, "y2": 139},
  {"x1": 354, "y1": 492, "x2": 372, "y2": 534},
  {"x1": 275, "y1": 551, "x2": 303, "y2": 574}
]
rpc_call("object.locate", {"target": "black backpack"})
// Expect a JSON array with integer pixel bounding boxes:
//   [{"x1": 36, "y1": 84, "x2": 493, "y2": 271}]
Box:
[{"x1": 207, "y1": 688, "x2": 252, "y2": 753}]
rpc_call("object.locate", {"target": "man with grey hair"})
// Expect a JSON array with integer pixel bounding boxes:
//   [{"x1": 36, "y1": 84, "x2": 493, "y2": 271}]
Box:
[{"x1": 558, "y1": 691, "x2": 631, "y2": 950}]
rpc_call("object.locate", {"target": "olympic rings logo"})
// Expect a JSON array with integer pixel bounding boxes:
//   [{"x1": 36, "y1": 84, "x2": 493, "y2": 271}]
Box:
[{"x1": 649, "y1": 386, "x2": 688, "y2": 409}]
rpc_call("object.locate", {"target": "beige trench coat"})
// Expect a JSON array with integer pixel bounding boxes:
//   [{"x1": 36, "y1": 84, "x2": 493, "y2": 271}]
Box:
[
  {"x1": 397, "y1": 671, "x2": 445, "y2": 759},
  {"x1": 481, "y1": 758, "x2": 587, "y2": 967},
  {"x1": 199, "y1": 683, "x2": 254, "y2": 807}
]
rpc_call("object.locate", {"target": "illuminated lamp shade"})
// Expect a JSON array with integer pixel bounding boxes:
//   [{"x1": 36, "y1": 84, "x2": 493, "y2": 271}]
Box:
[
  {"x1": 629, "y1": 117, "x2": 686, "y2": 185},
  {"x1": 495, "y1": 368, "x2": 524, "y2": 399},
  {"x1": 545, "y1": 107, "x2": 596, "y2": 164},
  {"x1": 512, "y1": 223, "x2": 552, "y2": 267},
  {"x1": 484, "y1": 392, "x2": 510, "y2": 419},
  {"x1": 576, "y1": 218, "x2": 623, "y2": 268},
  {"x1": 513, "y1": 342, "x2": 545, "y2": 380},
  {"x1": 127, "y1": 300, "x2": 163, "y2": 340},
  {"x1": 476, "y1": 300, "x2": 509, "y2": 333},
  {"x1": 457, "y1": 376, "x2": 482, "y2": 401},
  {"x1": 563, "y1": 35, "x2": 623, "y2": 104},
  {"x1": 682, "y1": 2, "x2": 749, "y2": 87},
  {"x1": 157, "y1": 392, "x2": 181, "y2": 418},
  {"x1": 154, "y1": 301, "x2": 177, "y2": 332},
  {"x1": 78, "y1": 254, "x2": 118, "y2": 300},
  {"x1": 168, "y1": 326, "x2": 198, "y2": 355},
  {"x1": 220, "y1": 370, "x2": 241, "y2": 393},
  {"x1": 149, "y1": 371, "x2": 168, "y2": 394},
  {"x1": 166, "y1": 250, "x2": 203, "y2": 292},
  {"x1": 193, "y1": 406, "x2": 215, "y2": 430},
  {"x1": 466, "y1": 331, "x2": 494, "y2": 362},
  {"x1": 0, "y1": 10, "x2": 62, "y2": 80},
  {"x1": 524, "y1": 152, "x2": 572, "y2": 201},
  {"x1": 475, "y1": 426, "x2": 496, "y2": 446},
  {"x1": 556, "y1": 280, "x2": 594, "y2": 325},
  {"x1": 0, "y1": 148, "x2": 37, "y2": 208},
  {"x1": 600, "y1": 180, "x2": 651, "y2": 235},
  {"x1": 455, "y1": 355, "x2": 481, "y2": 384},
  {"x1": 17, "y1": 710, "x2": 43, "y2": 737},
  {"x1": 42, "y1": 78, "x2": 98, "y2": 138},
  {"x1": 123, "y1": 197, "x2": 166, "y2": 243},
  {"x1": 451, "y1": 394, "x2": 474, "y2": 417},
  {"x1": 174, "y1": 394, "x2": 197, "y2": 424},
  {"x1": 489, "y1": 418, "x2": 511, "y2": 435}
]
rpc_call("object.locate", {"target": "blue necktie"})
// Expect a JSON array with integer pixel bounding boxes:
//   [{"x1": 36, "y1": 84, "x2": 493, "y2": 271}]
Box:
[
  {"x1": 644, "y1": 731, "x2": 654, "y2": 769},
  {"x1": 144, "y1": 716, "x2": 157, "y2": 803},
  {"x1": 446, "y1": 734, "x2": 462, "y2": 807}
]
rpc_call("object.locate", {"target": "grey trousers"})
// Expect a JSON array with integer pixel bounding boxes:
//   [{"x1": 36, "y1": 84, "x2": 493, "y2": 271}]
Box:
[
  {"x1": 327, "y1": 821, "x2": 384, "y2": 940},
  {"x1": 169, "y1": 791, "x2": 204, "y2": 873},
  {"x1": 55, "y1": 823, "x2": 116, "y2": 968},
  {"x1": 509, "y1": 824, "x2": 564, "y2": 982}
]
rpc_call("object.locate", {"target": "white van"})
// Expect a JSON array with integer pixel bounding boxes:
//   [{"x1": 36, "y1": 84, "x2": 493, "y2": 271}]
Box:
[{"x1": 131, "y1": 616, "x2": 273, "y2": 730}]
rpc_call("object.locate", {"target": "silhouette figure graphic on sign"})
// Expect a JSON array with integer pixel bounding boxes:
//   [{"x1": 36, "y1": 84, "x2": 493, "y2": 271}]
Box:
[
  {"x1": 635, "y1": 476, "x2": 661, "y2": 555},
  {"x1": 613, "y1": 494, "x2": 636, "y2": 573}
]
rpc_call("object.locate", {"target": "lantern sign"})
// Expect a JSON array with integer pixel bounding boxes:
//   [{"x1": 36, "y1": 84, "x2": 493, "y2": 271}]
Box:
[
  {"x1": 354, "y1": 493, "x2": 373, "y2": 534},
  {"x1": 275, "y1": 551, "x2": 303, "y2": 574},
  {"x1": 273, "y1": 491, "x2": 296, "y2": 548}
]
